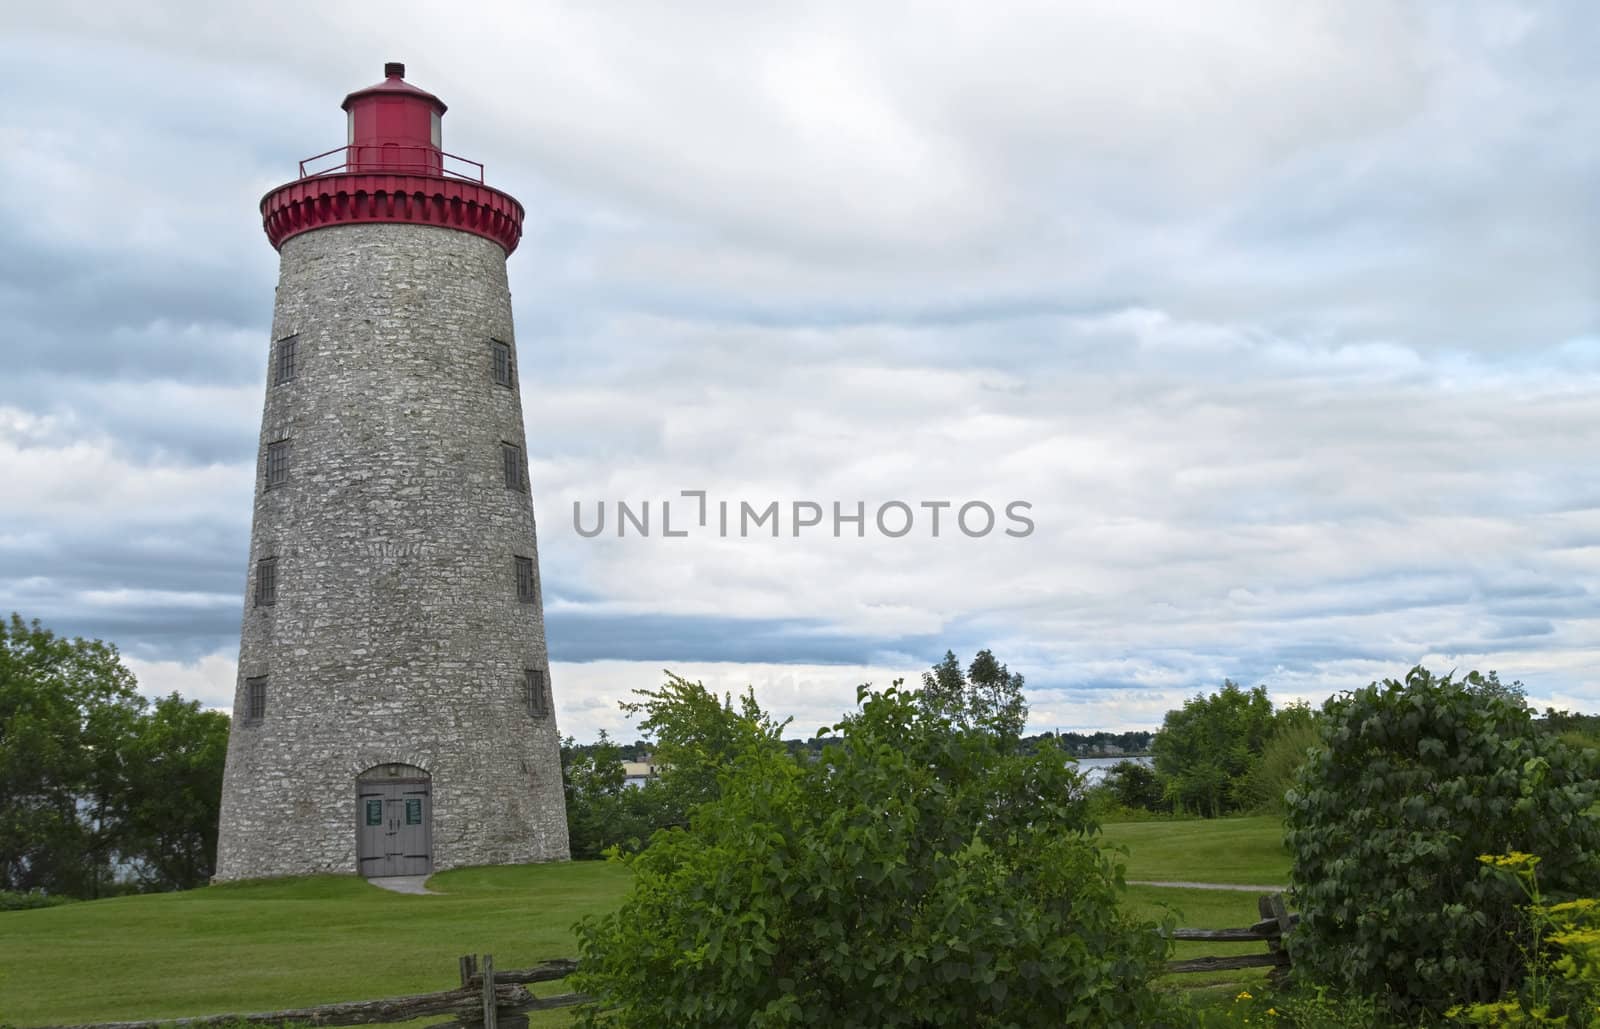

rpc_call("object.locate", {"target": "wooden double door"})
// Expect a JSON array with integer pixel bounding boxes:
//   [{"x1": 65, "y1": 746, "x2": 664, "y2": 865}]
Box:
[{"x1": 357, "y1": 781, "x2": 432, "y2": 877}]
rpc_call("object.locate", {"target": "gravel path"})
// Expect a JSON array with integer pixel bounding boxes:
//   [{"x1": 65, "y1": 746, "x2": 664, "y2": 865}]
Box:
[{"x1": 367, "y1": 875, "x2": 439, "y2": 895}]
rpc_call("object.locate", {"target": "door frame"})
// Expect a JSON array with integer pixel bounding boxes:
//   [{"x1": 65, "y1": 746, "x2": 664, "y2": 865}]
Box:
[{"x1": 355, "y1": 772, "x2": 433, "y2": 877}]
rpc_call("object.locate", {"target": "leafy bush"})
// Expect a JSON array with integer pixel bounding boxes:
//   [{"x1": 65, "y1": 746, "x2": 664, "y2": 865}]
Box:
[
  {"x1": 1103, "y1": 760, "x2": 1166, "y2": 812},
  {"x1": 618, "y1": 673, "x2": 790, "y2": 829},
  {"x1": 564, "y1": 675, "x2": 792, "y2": 857},
  {"x1": 573, "y1": 685, "x2": 1177, "y2": 1027},
  {"x1": 0, "y1": 889, "x2": 76, "y2": 911},
  {"x1": 1238, "y1": 707, "x2": 1321, "y2": 815},
  {"x1": 1285, "y1": 667, "x2": 1600, "y2": 1019}
]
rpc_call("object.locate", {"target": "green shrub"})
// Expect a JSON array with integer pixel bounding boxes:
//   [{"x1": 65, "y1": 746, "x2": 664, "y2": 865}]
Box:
[
  {"x1": 618, "y1": 674, "x2": 791, "y2": 830},
  {"x1": 0, "y1": 890, "x2": 76, "y2": 911},
  {"x1": 1285, "y1": 667, "x2": 1600, "y2": 1019},
  {"x1": 1104, "y1": 760, "x2": 1167, "y2": 812},
  {"x1": 564, "y1": 675, "x2": 792, "y2": 858},
  {"x1": 573, "y1": 685, "x2": 1177, "y2": 1027},
  {"x1": 1238, "y1": 712, "x2": 1322, "y2": 815}
]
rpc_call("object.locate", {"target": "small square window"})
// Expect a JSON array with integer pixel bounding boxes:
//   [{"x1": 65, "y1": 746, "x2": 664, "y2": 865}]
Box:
[
  {"x1": 515, "y1": 556, "x2": 537, "y2": 603},
  {"x1": 492, "y1": 339, "x2": 513, "y2": 387},
  {"x1": 365, "y1": 799, "x2": 383, "y2": 826},
  {"x1": 405, "y1": 798, "x2": 423, "y2": 824},
  {"x1": 501, "y1": 442, "x2": 524, "y2": 491},
  {"x1": 255, "y1": 557, "x2": 277, "y2": 607},
  {"x1": 265, "y1": 439, "x2": 290, "y2": 488},
  {"x1": 525, "y1": 668, "x2": 548, "y2": 718},
  {"x1": 274, "y1": 335, "x2": 297, "y2": 385},
  {"x1": 245, "y1": 676, "x2": 267, "y2": 721}
]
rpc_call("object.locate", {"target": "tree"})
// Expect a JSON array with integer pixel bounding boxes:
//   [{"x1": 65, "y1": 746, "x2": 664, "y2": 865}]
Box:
[
  {"x1": 0, "y1": 614, "x2": 145, "y2": 896},
  {"x1": 573, "y1": 684, "x2": 1175, "y2": 1027},
  {"x1": 562, "y1": 731, "x2": 658, "y2": 859},
  {"x1": 1237, "y1": 702, "x2": 1321, "y2": 815},
  {"x1": 0, "y1": 615, "x2": 231, "y2": 896},
  {"x1": 1285, "y1": 667, "x2": 1600, "y2": 1018},
  {"x1": 919, "y1": 649, "x2": 1028, "y2": 740},
  {"x1": 1150, "y1": 680, "x2": 1275, "y2": 816},
  {"x1": 120, "y1": 694, "x2": 230, "y2": 890}
]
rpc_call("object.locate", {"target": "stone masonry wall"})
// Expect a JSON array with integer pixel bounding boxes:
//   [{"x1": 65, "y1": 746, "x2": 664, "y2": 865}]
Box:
[{"x1": 214, "y1": 222, "x2": 570, "y2": 881}]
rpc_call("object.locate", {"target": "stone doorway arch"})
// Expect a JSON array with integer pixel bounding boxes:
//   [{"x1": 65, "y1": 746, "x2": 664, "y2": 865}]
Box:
[{"x1": 356, "y1": 763, "x2": 432, "y2": 877}]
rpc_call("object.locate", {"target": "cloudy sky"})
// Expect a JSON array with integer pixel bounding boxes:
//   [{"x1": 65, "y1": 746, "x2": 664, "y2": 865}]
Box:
[{"x1": 2, "y1": 2, "x2": 1596, "y2": 740}]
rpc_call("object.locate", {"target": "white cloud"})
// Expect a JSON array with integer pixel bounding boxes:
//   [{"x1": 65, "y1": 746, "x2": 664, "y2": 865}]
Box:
[
  {"x1": 124, "y1": 651, "x2": 239, "y2": 710},
  {"x1": 1, "y1": 3, "x2": 1597, "y2": 728}
]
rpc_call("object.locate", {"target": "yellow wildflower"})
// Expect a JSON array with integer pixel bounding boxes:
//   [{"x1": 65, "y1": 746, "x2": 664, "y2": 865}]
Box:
[
  {"x1": 1549, "y1": 928, "x2": 1600, "y2": 947},
  {"x1": 1547, "y1": 898, "x2": 1599, "y2": 915}
]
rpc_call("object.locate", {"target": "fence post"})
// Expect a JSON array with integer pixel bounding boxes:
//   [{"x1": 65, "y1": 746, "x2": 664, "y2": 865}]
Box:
[
  {"x1": 480, "y1": 954, "x2": 497, "y2": 1029},
  {"x1": 1259, "y1": 893, "x2": 1294, "y2": 982}
]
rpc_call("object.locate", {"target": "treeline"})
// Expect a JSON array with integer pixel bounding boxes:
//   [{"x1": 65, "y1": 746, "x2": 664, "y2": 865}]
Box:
[
  {"x1": 1024, "y1": 729, "x2": 1152, "y2": 756},
  {"x1": 1092, "y1": 674, "x2": 1600, "y2": 819},
  {"x1": 563, "y1": 730, "x2": 1151, "y2": 771},
  {"x1": 0, "y1": 615, "x2": 229, "y2": 899}
]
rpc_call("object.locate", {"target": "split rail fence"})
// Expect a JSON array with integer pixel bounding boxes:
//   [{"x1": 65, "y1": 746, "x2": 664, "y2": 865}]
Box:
[
  {"x1": 41, "y1": 894, "x2": 1296, "y2": 1029},
  {"x1": 1162, "y1": 892, "x2": 1296, "y2": 977}
]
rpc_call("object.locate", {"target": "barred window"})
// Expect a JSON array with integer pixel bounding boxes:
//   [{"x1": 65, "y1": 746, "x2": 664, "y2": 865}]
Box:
[
  {"x1": 255, "y1": 557, "x2": 277, "y2": 607},
  {"x1": 492, "y1": 339, "x2": 513, "y2": 387},
  {"x1": 274, "y1": 335, "x2": 298, "y2": 385},
  {"x1": 246, "y1": 676, "x2": 267, "y2": 721},
  {"x1": 265, "y1": 439, "x2": 290, "y2": 488},
  {"x1": 525, "y1": 668, "x2": 548, "y2": 718},
  {"x1": 501, "y1": 442, "x2": 524, "y2": 491},
  {"x1": 515, "y1": 555, "x2": 536, "y2": 602}
]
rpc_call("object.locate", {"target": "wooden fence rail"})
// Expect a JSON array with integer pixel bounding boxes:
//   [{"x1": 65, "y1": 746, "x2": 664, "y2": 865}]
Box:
[
  {"x1": 37, "y1": 959, "x2": 587, "y2": 1029},
  {"x1": 42, "y1": 895, "x2": 1297, "y2": 1029},
  {"x1": 1162, "y1": 893, "x2": 1297, "y2": 975}
]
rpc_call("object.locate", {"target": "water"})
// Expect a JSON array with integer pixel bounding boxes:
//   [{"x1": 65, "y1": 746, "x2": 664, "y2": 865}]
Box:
[{"x1": 1073, "y1": 755, "x2": 1152, "y2": 785}]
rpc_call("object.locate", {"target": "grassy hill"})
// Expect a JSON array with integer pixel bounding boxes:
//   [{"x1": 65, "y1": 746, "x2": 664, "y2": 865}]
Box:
[
  {"x1": 0, "y1": 862, "x2": 628, "y2": 1026},
  {"x1": 1, "y1": 816, "x2": 1286, "y2": 1026},
  {"x1": 1102, "y1": 814, "x2": 1290, "y2": 885}
]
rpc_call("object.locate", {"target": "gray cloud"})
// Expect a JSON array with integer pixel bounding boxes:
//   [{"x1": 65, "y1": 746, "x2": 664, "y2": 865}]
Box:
[{"x1": 1, "y1": 3, "x2": 1597, "y2": 736}]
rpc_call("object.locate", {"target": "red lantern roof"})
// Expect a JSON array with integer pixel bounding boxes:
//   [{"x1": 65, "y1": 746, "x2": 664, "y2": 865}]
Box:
[
  {"x1": 260, "y1": 63, "x2": 523, "y2": 255},
  {"x1": 342, "y1": 62, "x2": 448, "y2": 114}
]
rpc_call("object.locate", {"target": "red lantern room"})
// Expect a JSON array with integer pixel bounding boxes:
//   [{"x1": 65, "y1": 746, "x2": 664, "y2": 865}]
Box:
[
  {"x1": 260, "y1": 63, "x2": 524, "y2": 254},
  {"x1": 342, "y1": 61, "x2": 446, "y2": 176}
]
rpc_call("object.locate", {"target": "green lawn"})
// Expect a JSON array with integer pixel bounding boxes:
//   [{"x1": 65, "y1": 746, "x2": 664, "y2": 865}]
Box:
[
  {"x1": 1102, "y1": 815, "x2": 1291, "y2": 885},
  {"x1": 1, "y1": 817, "x2": 1289, "y2": 1027},
  {"x1": 0, "y1": 863, "x2": 628, "y2": 1027}
]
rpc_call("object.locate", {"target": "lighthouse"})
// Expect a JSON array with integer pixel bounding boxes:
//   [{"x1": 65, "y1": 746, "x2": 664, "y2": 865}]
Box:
[{"x1": 214, "y1": 64, "x2": 569, "y2": 880}]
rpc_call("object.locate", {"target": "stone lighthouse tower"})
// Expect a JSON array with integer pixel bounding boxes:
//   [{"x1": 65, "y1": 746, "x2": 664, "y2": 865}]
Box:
[{"x1": 215, "y1": 63, "x2": 569, "y2": 880}]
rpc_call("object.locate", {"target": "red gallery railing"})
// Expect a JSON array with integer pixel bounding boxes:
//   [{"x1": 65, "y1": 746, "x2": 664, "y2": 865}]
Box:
[{"x1": 297, "y1": 144, "x2": 486, "y2": 183}]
